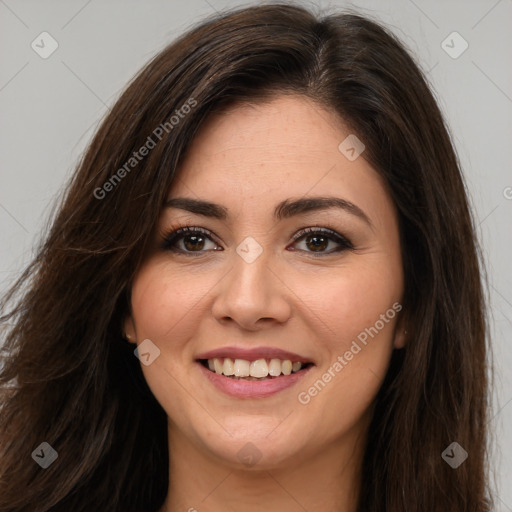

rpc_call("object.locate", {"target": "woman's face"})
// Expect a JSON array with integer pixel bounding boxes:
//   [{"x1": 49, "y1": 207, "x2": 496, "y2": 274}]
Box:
[{"x1": 125, "y1": 94, "x2": 405, "y2": 470}]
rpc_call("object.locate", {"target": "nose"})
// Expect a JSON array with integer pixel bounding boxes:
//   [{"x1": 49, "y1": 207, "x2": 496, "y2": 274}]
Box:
[{"x1": 211, "y1": 245, "x2": 292, "y2": 331}]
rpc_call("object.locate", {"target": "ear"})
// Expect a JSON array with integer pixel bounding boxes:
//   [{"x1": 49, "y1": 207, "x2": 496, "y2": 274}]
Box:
[
  {"x1": 122, "y1": 316, "x2": 137, "y2": 344},
  {"x1": 393, "y1": 313, "x2": 408, "y2": 349}
]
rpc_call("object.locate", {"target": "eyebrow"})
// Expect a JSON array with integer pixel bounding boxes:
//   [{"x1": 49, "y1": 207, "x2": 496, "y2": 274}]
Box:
[{"x1": 165, "y1": 196, "x2": 373, "y2": 227}]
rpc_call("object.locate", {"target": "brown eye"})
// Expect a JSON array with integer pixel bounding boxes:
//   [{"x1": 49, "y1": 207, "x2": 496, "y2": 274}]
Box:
[
  {"x1": 160, "y1": 225, "x2": 353, "y2": 258},
  {"x1": 290, "y1": 227, "x2": 353, "y2": 256},
  {"x1": 161, "y1": 226, "x2": 220, "y2": 254}
]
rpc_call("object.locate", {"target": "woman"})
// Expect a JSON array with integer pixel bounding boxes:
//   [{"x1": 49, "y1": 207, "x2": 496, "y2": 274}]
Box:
[{"x1": 0, "y1": 3, "x2": 493, "y2": 511}]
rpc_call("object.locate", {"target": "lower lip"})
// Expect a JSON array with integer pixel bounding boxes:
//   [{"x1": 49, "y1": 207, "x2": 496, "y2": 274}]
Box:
[{"x1": 196, "y1": 361, "x2": 313, "y2": 398}]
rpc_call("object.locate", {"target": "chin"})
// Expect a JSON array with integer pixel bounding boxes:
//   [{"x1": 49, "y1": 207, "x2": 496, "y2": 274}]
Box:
[{"x1": 201, "y1": 425, "x2": 310, "y2": 470}]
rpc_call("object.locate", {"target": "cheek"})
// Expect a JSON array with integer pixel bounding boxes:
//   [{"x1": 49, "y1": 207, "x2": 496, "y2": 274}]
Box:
[
  {"x1": 292, "y1": 258, "x2": 401, "y2": 414},
  {"x1": 294, "y1": 257, "x2": 401, "y2": 346},
  {"x1": 130, "y1": 260, "x2": 212, "y2": 341},
  {"x1": 128, "y1": 261, "x2": 210, "y2": 423}
]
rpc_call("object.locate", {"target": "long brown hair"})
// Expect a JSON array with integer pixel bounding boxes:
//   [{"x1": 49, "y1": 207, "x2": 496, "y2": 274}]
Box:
[{"x1": 0, "y1": 3, "x2": 493, "y2": 511}]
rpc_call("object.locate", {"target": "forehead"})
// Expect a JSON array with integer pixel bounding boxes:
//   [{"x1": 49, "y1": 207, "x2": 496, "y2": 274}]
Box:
[
  {"x1": 178, "y1": 95, "x2": 349, "y2": 175},
  {"x1": 167, "y1": 94, "x2": 393, "y2": 227}
]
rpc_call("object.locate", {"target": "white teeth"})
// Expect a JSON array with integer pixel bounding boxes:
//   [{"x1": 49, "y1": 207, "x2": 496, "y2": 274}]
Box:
[
  {"x1": 249, "y1": 359, "x2": 268, "y2": 378},
  {"x1": 281, "y1": 360, "x2": 292, "y2": 375},
  {"x1": 268, "y1": 358, "x2": 282, "y2": 376},
  {"x1": 292, "y1": 361, "x2": 302, "y2": 372},
  {"x1": 206, "y1": 357, "x2": 305, "y2": 378},
  {"x1": 214, "y1": 358, "x2": 223, "y2": 374},
  {"x1": 222, "y1": 357, "x2": 235, "y2": 376},
  {"x1": 233, "y1": 359, "x2": 250, "y2": 377}
]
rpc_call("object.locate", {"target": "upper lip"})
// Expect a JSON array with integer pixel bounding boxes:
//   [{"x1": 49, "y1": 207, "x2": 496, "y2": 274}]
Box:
[{"x1": 196, "y1": 346, "x2": 314, "y2": 364}]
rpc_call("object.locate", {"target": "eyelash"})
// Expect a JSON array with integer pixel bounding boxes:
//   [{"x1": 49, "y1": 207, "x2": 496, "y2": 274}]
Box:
[{"x1": 160, "y1": 224, "x2": 354, "y2": 258}]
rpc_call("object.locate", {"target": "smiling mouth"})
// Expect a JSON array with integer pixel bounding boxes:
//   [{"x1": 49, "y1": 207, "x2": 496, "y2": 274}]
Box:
[{"x1": 198, "y1": 358, "x2": 315, "y2": 381}]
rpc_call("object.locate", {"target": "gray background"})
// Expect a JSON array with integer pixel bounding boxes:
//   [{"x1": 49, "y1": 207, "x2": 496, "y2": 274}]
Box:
[{"x1": 1, "y1": 0, "x2": 511, "y2": 507}]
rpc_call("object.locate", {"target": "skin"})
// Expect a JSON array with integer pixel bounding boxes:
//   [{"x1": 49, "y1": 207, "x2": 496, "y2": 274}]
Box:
[{"x1": 124, "y1": 94, "x2": 406, "y2": 512}]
